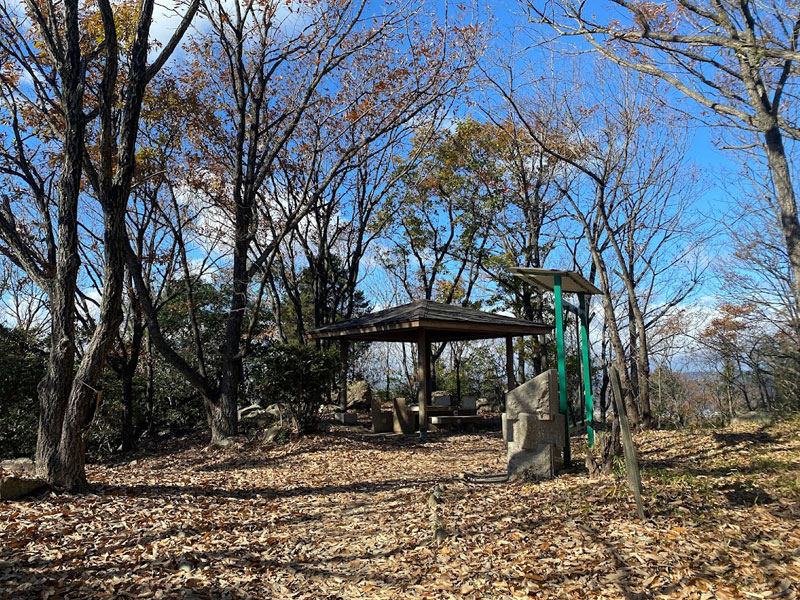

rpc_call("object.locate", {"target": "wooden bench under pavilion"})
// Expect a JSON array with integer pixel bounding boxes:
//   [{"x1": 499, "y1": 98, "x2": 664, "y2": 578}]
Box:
[{"x1": 307, "y1": 299, "x2": 552, "y2": 436}]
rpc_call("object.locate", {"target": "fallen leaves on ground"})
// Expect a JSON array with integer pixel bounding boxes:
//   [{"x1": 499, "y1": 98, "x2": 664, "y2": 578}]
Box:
[{"x1": 1, "y1": 415, "x2": 799, "y2": 599}]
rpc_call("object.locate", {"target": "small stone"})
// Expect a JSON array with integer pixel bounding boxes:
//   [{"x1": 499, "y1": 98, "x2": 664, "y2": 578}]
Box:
[
  {"x1": 334, "y1": 411, "x2": 357, "y2": 425},
  {"x1": 177, "y1": 560, "x2": 192, "y2": 573}
]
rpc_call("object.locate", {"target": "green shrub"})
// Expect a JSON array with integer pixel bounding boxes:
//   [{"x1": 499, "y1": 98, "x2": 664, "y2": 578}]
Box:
[
  {"x1": 256, "y1": 344, "x2": 338, "y2": 434},
  {"x1": 0, "y1": 326, "x2": 47, "y2": 459}
]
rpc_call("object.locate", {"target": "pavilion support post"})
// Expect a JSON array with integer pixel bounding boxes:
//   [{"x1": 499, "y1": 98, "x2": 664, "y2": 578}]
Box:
[
  {"x1": 554, "y1": 275, "x2": 570, "y2": 465},
  {"x1": 578, "y1": 293, "x2": 595, "y2": 447},
  {"x1": 339, "y1": 340, "x2": 350, "y2": 411},
  {"x1": 505, "y1": 336, "x2": 516, "y2": 391},
  {"x1": 417, "y1": 329, "x2": 429, "y2": 438}
]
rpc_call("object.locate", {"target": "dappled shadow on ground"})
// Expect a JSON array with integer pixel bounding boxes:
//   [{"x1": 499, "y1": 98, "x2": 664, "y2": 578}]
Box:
[
  {"x1": 195, "y1": 428, "x2": 503, "y2": 473},
  {"x1": 102, "y1": 474, "x2": 455, "y2": 502},
  {"x1": 712, "y1": 429, "x2": 775, "y2": 447},
  {"x1": 2, "y1": 419, "x2": 799, "y2": 599}
]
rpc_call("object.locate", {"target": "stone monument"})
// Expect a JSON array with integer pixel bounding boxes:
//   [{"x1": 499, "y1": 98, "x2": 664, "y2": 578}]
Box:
[{"x1": 502, "y1": 369, "x2": 566, "y2": 480}]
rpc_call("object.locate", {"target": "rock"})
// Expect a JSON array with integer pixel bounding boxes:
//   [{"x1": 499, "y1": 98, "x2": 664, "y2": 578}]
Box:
[
  {"x1": 0, "y1": 458, "x2": 35, "y2": 476},
  {"x1": 264, "y1": 425, "x2": 288, "y2": 443},
  {"x1": 505, "y1": 369, "x2": 558, "y2": 420},
  {"x1": 502, "y1": 413, "x2": 516, "y2": 447},
  {"x1": 334, "y1": 411, "x2": 357, "y2": 425},
  {"x1": 177, "y1": 559, "x2": 193, "y2": 573},
  {"x1": 476, "y1": 397, "x2": 494, "y2": 415},
  {"x1": 264, "y1": 404, "x2": 284, "y2": 417},
  {"x1": 431, "y1": 392, "x2": 451, "y2": 407},
  {"x1": 238, "y1": 404, "x2": 264, "y2": 420},
  {"x1": 503, "y1": 370, "x2": 563, "y2": 480},
  {"x1": 513, "y1": 413, "x2": 537, "y2": 450},
  {"x1": 239, "y1": 404, "x2": 272, "y2": 427},
  {"x1": 347, "y1": 380, "x2": 372, "y2": 410},
  {"x1": 513, "y1": 413, "x2": 566, "y2": 450},
  {"x1": 731, "y1": 411, "x2": 773, "y2": 425},
  {"x1": 0, "y1": 476, "x2": 47, "y2": 500}
]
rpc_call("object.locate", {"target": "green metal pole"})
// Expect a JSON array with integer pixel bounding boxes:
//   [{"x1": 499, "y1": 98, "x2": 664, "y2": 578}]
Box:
[
  {"x1": 579, "y1": 293, "x2": 595, "y2": 448},
  {"x1": 554, "y1": 275, "x2": 570, "y2": 465},
  {"x1": 575, "y1": 309, "x2": 584, "y2": 426}
]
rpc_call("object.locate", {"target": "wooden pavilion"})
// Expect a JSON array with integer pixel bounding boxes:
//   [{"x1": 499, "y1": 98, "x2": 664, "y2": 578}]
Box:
[{"x1": 307, "y1": 299, "x2": 552, "y2": 435}]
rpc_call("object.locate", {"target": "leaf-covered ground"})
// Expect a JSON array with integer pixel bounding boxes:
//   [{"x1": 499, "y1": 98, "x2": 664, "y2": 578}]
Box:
[{"x1": 1, "y1": 416, "x2": 799, "y2": 599}]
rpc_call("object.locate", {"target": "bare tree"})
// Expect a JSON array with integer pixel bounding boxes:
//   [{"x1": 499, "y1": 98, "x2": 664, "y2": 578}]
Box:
[
  {"x1": 125, "y1": 0, "x2": 479, "y2": 443},
  {"x1": 486, "y1": 58, "x2": 706, "y2": 426},
  {"x1": 530, "y1": 0, "x2": 800, "y2": 337},
  {"x1": 0, "y1": 0, "x2": 197, "y2": 488}
]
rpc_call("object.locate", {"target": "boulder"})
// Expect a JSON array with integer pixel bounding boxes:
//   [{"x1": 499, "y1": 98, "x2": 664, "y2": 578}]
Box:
[
  {"x1": 505, "y1": 369, "x2": 558, "y2": 420},
  {"x1": 238, "y1": 405, "x2": 271, "y2": 428},
  {"x1": 348, "y1": 380, "x2": 372, "y2": 410},
  {"x1": 263, "y1": 424, "x2": 289, "y2": 443},
  {"x1": 0, "y1": 476, "x2": 47, "y2": 500},
  {"x1": 476, "y1": 397, "x2": 494, "y2": 415},
  {"x1": 238, "y1": 404, "x2": 265, "y2": 419},
  {"x1": 0, "y1": 458, "x2": 35, "y2": 476}
]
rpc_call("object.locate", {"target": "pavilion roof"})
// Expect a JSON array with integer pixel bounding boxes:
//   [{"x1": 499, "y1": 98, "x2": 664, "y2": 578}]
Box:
[
  {"x1": 307, "y1": 299, "x2": 551, "y2": 342},
  {"x1": 509, "y1": 267, "x2": 602, "y2": 295}
]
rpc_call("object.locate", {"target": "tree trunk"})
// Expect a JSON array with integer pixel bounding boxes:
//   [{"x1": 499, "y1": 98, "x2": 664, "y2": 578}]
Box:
[
  {"x1": 55, "y1": 187, "x2": 127, "y2": 490},
  {"x1": 761, "y1": 124, "x2": 800, "y2": 336},
  {"x1": 145, "y1": 331, "x2": 155, "y2": 436},
  {"x1": 34, "y1": 3, "x2": 85, "y2": 487},
  {"x1": 587, "y1": 241, "x2": 643, "y2": 427},
  {"x1": 121, "y1": 370, "x2": 136, "y2": 451},
  {"x1": 211, "y1": 191, "x2": 252, "y2": 443},
  {"x1": 207, "y1": 395, "x2": 238, "y2": 445},
  {"x1": 120, "y1": 316, "x2": 144, "y2": 451}
]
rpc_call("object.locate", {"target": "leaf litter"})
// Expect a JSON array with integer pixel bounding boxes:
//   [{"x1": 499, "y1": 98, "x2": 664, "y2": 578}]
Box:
[{"x1": 1, "y1": 416, "x2": 799, "y2": 599}]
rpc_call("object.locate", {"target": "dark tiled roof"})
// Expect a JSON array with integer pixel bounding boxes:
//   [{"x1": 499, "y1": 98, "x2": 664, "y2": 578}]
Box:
[{"x1": 307, "y1": 299, "x2": 551, "y2": 341}]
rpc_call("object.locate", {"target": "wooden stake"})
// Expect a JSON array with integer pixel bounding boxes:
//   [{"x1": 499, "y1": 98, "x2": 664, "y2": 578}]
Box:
[{"x1": 609, "y1": 366, "x2": 645, "y2": 520}]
